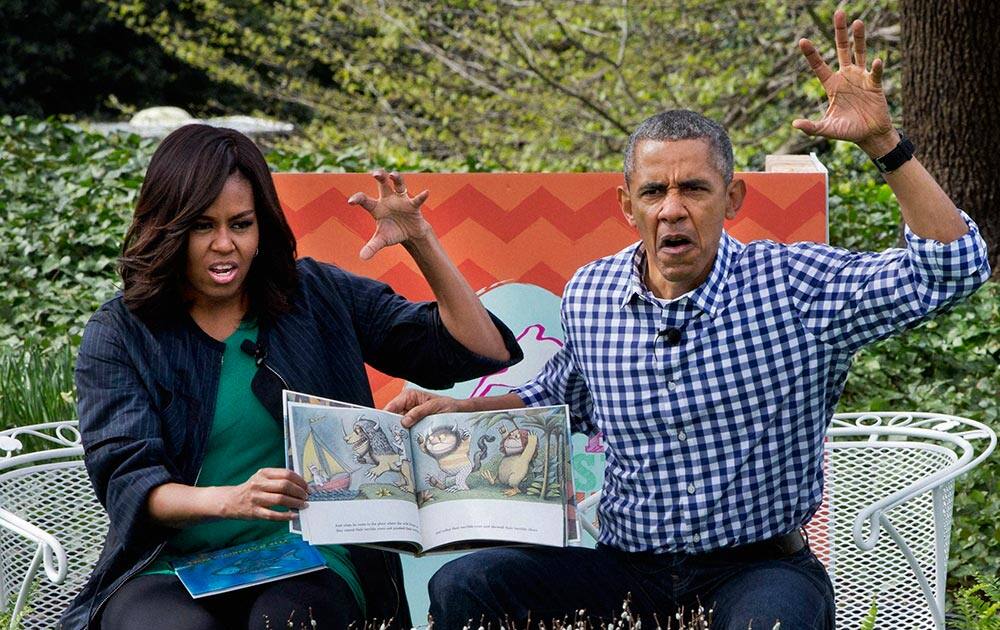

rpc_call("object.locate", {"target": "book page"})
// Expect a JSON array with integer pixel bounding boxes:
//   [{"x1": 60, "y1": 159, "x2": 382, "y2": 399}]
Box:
[
  {"x1": 286, "y1": 401, "x2": 422, "y2": 547},
  {"x1": 418, "y1": 499, "x2": 565, "y2": 551},
  {"x1": 281, "y1": 391, "x2": 367, "y2": 536},
  {"x1": 410, "y1": 405, "x2": 570, "y2": 551}
]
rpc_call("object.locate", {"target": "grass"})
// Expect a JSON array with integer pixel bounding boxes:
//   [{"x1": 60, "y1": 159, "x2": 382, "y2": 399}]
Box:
[
  {"x1": 239, "y1": 596, "x2": 724, "y2": 630},
  {"x1": 0, "y1": 341, "x2": 75, "y2": 432},
  {"x1": 415, "y1": 595, "x2": 723, "y2": 630}
]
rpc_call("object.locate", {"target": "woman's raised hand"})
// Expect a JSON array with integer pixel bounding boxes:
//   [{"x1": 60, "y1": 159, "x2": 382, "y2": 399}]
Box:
[
  {"x1": 221, "y1": 467, "x2": 310, "y2": 521},
  {"x1": 348, "y1": 169, "x2": 432, "y2": 260}
]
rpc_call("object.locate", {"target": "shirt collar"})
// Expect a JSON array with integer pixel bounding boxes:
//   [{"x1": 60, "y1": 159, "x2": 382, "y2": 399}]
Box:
[{"x1": 619, "y1": 231, "x2": 740, "y2": 317}]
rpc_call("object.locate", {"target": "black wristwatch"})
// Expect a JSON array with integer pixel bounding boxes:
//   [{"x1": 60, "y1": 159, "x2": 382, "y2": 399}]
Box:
[{"x1": 871, "y1": 132, "x2": 916, "y2": 174}]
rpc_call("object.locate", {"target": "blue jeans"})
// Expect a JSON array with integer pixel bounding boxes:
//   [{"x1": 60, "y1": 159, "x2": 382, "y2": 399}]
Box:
[{"x1": 428, "y1": 543, "x2": 835, "y2": 629}]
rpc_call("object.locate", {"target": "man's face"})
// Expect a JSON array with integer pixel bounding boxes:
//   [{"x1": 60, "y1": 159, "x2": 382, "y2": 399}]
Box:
[{"x1": 618, "y1": 138, "x2": 745, "y2": 299}]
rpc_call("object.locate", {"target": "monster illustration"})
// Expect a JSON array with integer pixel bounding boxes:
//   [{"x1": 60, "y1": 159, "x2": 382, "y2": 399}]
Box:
[
  {"x1": 481, "y1": 425, "x2": 539, "y2": 496},
  {"x1": 391, "y1": 424, "x2": 410, "y2": 466},
  {"x1": 343, "y1": 417, "x2": 413, "y2": 492},
  {"x1": 417, "y1": 425, "x2": 494, "y2": 492}
]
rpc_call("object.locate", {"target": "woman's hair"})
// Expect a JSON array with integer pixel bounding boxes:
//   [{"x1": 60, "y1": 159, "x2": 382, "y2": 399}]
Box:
[{"x1": 119, "y1": 124, "x2": 298, "y2": 322}]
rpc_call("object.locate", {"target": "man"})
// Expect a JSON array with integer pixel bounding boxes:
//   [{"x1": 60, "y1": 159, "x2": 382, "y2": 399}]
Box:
[{"x1": 389, "y1": 10, "x2": 990, "y2": 629}]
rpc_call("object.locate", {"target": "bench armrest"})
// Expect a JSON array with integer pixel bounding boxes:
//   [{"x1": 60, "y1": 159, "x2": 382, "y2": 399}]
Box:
[{"x1": 0, "y1": 505, "x2": 68, "y2": 584}]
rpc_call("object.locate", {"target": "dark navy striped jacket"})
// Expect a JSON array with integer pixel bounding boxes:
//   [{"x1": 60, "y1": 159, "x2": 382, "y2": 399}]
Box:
[{"x1": 59, "y1": 258, "x2": 522, "y2": 629}]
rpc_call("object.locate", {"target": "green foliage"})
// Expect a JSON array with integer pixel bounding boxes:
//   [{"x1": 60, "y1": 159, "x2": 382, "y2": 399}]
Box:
[
  {"x1": 0, "y1": 0, "x2": 265, "y2": 119},
  {"x1": 840, "y1": 283, "x2": 999, "y2": 423},
  {"x1": 0, "y1": 116, "x2": 154, "y2": 349},
  {"x1": 951, "y1": 574, "x2": 1000, "y2": 630},
  {"x1": 0, "y1": 596, "x2": 30, "y2": 629},
  {"x1": 858, "y1": 600, "x2": 877, "y2": 630},
  {"x1": 266, "y1": 139, "x2": 461, "y2": 174},
  {"x1": 826, "y1": 140, "x2": 904, "y2": 252},
  {"x1": 95, "y1": 0, "x2": 898, "y2": 171}
]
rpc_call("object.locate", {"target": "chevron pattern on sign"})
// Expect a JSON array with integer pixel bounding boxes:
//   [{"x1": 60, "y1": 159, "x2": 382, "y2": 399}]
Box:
[{"x1": 274, "y1": 171, "x2": 827, "y2": 405}]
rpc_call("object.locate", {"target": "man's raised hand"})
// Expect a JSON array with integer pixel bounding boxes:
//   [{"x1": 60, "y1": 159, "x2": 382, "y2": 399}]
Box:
[
  {"x1": 348, "y1": 169, "x2": 432, "y2": 261},
  {"x1": 794, "y1": 9, "x2": 897, "y2": 155}
]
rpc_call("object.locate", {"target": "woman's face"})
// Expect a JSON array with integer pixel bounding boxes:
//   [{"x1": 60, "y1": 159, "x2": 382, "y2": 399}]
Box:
[{"x1": 185, "y1": 173, "x2": 259, "y2": 312}]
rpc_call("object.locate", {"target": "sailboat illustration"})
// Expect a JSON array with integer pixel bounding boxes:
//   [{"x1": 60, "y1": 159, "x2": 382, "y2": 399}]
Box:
[{"x1": 302, "y1": 420, "x2": 353, "y2": 493}]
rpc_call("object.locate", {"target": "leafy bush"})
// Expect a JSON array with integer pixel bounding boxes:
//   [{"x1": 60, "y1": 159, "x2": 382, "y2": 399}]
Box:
[
  {"x1": 950, "y1": 574, "x2": 1000, "y2": 630},
  {"x1": 0, "y1": 117, "x2": 154, "y2": 349},
  {"x1": 826, "y1": 140, "x2": 903, "y2": 252}
]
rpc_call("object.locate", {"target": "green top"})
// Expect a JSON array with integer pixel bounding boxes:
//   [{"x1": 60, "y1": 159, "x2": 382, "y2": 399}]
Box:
[{"x1": 142, "y1": 320, "x2": 364, "y2": 613}]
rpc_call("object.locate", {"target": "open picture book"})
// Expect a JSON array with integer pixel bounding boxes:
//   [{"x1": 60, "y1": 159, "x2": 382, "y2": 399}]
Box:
[{"x1": 282, "y1": 390, "x2": 578, "y2": 555}]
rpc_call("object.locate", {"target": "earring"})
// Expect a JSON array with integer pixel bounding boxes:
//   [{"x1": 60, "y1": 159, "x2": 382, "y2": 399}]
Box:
[{"x1": 254, "y1": 248, "x2": 259, "y2": 257}]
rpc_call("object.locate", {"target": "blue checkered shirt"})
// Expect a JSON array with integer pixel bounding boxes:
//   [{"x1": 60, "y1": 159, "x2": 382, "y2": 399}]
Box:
[{"x1": 515, "y1": 212, "x2": 990, "y2": 553}]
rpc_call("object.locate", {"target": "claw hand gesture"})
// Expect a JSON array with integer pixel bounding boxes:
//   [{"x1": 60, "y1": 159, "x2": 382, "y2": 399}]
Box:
[
  {"x1": 348, "y1": 169, "x2": 432, "y2": 260},
  {"x1": 794, "y1": 10, "x2": 896, "y2": 154}
]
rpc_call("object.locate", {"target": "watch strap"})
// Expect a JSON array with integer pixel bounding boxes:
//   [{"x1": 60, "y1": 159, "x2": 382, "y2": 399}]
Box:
[{"x1": 872, "y1": 133, "x2": 915, "y2": 173}]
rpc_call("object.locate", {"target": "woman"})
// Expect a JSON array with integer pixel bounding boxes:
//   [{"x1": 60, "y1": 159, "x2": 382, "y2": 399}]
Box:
[{"x1": 60, "y1": 124, "x2": 520, "y2": 630}]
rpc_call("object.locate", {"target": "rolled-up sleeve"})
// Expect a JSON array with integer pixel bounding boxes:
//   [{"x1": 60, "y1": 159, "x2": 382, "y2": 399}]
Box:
[
  {"x1": 788, "y1": 211, "x2": 990, "y2": 352},
  {"x1": 76, "y1": 315, "x2": 180, "y2": 547},
  {"x1": 904, "y1": 211, "x2": 990, "y2": 287}
]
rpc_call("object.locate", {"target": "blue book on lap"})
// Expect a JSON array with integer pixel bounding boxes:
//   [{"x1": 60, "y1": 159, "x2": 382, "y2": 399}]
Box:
[{"x1": 173, "y1": 535, "x2": 325, "y2": 598}]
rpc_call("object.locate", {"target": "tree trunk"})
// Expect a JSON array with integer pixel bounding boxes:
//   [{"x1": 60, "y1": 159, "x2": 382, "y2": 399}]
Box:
[{"x1": 901, "y1": 1, "x2": 1000, "y2": 276}]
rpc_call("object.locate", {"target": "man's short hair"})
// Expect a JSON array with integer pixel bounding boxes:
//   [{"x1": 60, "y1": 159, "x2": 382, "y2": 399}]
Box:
[{"x1": 623, "y1": 110, "x2": 734, "y2": 186}]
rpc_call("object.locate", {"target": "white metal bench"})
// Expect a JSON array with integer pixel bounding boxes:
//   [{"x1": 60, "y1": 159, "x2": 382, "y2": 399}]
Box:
[
  {"x1": 576, "y1": 411, "x2": 996, "y2": 630},
  {"x1": 2, "y1": 413, "x2": 995, "y2": 629},
  {"x1": 0, "y1": 421, "x2": 106, "y2": 630}
]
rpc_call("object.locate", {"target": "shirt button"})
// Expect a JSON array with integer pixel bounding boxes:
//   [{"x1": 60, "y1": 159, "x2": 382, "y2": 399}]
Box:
[
  {"x1": 667, "y1": 381, "x2": 678, "y2": 391},
  {"x1": 687, "y1": 483, "x2": 697, "y2": 494},
  {"x1": 677, "y1": 430, "x2": 687, "y2": 442},
  {"x1": 692, "y1": 532, "x2": 701, "y2": 543}
]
